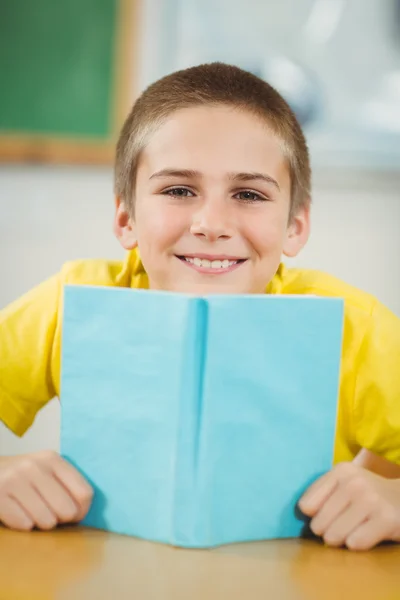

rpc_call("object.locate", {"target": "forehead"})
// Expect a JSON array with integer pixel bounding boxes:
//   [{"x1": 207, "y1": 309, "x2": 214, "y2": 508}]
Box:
[{"x1": 138, "y1": 105, "x2": 290, "y2": 184}]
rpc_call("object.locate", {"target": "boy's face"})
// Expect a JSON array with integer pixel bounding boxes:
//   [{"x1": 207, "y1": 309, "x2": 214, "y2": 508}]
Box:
[{"x1": 115, "y1": 105, "x2": 309, "y2": 294}]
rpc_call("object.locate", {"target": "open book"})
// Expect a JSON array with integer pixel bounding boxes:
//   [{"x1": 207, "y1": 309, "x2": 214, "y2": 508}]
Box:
[{"x1": 61, "y1": 286, "x2": 343, "y2": 547}]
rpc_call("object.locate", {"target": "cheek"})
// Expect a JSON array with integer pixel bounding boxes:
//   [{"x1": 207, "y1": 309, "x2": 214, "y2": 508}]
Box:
[
  {"x1": 243, "y1": 212, "x2": 288, "y2": 255},
  {"x1": 135, "y1": 201, "x2": 187, "y2": 249}
]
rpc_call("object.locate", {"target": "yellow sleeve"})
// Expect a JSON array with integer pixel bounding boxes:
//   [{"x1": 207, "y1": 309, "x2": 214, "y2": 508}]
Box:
[
  {"x1": 354, "y1": 301, "x2": 400, "y2": 465},
  {"x1": 0, "y1": 274, "x2": 61, "y2": 436}
]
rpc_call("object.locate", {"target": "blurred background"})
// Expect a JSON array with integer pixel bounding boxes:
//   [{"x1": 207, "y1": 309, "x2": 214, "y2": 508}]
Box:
[{"x1": 1, "y1": 0, "x2": 399, "y2": 455}]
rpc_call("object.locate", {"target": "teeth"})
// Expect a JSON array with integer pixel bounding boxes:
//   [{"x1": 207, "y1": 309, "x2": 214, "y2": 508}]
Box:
[{"x1": 184, "y1": 257, "x2": 238, "y2": 269}]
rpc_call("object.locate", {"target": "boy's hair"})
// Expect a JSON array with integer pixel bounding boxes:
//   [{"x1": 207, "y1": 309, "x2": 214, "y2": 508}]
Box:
[{"x1": 115, "y1": 62, "x2": 311, "y2": 218}]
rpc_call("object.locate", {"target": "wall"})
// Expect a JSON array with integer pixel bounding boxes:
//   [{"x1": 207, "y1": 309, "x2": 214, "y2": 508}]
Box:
[
  {"x1": 0, "y1": 166, "x2": 123, "y2": 455},
  {"x1": 1, "y1": 165, "x2": 399, "y2": 455}
]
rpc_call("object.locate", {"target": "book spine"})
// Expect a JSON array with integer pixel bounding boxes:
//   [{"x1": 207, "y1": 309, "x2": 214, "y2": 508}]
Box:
[{"x1": 172, "y1": 297, "x2": 208, "y2": 547}]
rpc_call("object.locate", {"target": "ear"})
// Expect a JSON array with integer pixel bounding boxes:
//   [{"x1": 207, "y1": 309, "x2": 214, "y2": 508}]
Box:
[
  {"x1": 113, "y1": 197, "x2": 137, "y2": 250},
  {"x1": 282, "y1": 203, "x2": 310, "y2": 258}
]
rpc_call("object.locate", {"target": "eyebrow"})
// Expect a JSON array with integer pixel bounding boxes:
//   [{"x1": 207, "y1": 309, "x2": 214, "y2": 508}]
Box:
[
  {"x1": 228, "y1": 171, "x2": 280, "y2": 192},
  {"x1": 149, "y1": 169, "x2": 281, "y2": 191},
  {"x1": 149, "y1": 169, "x2": 199, "y2": 181}
]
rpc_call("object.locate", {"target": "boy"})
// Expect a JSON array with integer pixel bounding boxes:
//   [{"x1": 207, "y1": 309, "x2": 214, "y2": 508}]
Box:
[{"x1": 1, "y1": 63, "x2": 400, "y2": 550}]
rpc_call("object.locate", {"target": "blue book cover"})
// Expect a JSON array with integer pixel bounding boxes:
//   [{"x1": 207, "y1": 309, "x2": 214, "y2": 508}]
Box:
[{"x1": 60, "y1": 286, "x2": 344, "y2": 547}]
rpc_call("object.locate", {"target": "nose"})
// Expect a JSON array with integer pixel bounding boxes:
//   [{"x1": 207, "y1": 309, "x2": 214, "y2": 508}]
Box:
[{"x1": 190, "y1": 198, "x2": 233, "y2": 242}]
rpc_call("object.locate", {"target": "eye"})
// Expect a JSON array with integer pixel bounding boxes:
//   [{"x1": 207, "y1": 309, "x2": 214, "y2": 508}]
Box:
[
  {"x1": 234, "y1": 190, "x2": 268, "y2": 203},
  {"x1": 162, "y1": 187, "x2": 195, "y2": 197}
]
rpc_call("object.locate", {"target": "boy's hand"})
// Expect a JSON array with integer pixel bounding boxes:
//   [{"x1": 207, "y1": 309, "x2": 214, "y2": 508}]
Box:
[
  {"x1": 0, "y1": 451, "x2": 93, "y2": 531},
  {"x1": 299, "y1": 463, "x2": 400, "y2": 551}
]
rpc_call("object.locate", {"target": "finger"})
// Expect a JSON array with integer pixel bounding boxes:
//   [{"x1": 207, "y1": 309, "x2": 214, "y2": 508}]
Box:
[
  {"x1": 309, "y1": 488, "x2": 351, "y2": 537},
  {"x1": 323, "y1": 503, "x2": 369, "y2": 547},
  {"x1": 49, "y1": 458, "x2": 93, "y2": 521},
  {"x1": 0, "y1": 495, "x2": 34, "y2": 531},
  {"x1": 28, "y1": 463, "x2": 80, "y2": 524},
  {"x1": 10, "y1": 480, "x2": 58, "y2": 530},
  {"x1": 298, "y1": 472, "x2": 338, "y2": 516},
  {"x1": 346, "y1": 516, "x2": 390, "y2": 551}
]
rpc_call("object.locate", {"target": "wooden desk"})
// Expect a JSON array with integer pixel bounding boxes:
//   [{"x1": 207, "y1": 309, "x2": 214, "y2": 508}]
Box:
[{"x1": 0, "y1": 527, "x2": 399, "y2": 600}]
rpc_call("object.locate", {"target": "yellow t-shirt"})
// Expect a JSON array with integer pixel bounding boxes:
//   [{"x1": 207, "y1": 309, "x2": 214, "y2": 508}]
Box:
[{"x1": 1, "y1": 249, "x2": 400, "y2": 465}]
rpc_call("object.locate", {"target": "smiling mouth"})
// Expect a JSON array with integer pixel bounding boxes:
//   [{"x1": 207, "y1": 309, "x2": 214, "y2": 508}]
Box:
[{"x1": 176, "y1": 255, "x2": 247, "y2": 273}]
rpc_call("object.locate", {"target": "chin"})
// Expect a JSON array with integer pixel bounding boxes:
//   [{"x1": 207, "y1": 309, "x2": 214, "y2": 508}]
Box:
[{"x1": 171, "y1": 281, "x2": 252, "y2": 296}]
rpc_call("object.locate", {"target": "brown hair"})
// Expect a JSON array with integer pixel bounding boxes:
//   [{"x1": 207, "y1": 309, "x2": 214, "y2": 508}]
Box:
[{"x1": 114, "y1": 62, "x2": 311, "y2": 218}]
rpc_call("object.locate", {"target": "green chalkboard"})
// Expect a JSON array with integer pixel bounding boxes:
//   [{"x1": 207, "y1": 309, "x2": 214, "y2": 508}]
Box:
[{"x1": 0, "y1": 0, "x2": 135, "y2": 163}]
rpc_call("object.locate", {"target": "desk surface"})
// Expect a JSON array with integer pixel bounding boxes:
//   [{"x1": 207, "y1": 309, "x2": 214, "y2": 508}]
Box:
[{"x1": 0, "y1": 527, "x2": 399, "y2": 600}]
